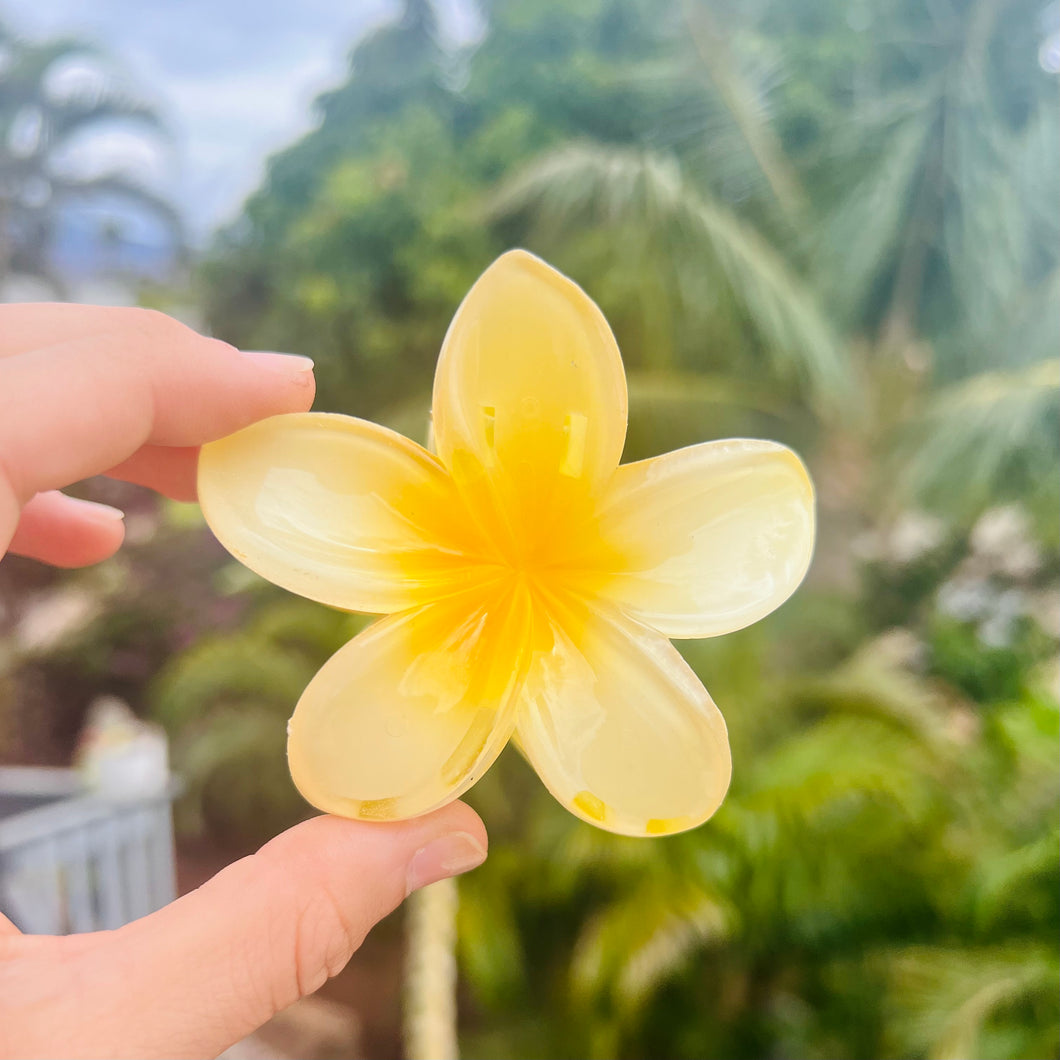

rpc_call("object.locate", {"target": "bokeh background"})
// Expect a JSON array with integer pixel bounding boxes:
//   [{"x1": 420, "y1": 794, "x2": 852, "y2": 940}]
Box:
[{"x1": 1, "y1": 1, "x2": 1058, "y2": 1058}]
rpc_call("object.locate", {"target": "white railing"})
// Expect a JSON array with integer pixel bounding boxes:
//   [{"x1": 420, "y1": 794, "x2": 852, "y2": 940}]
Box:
[{"x1": 0, "y1": 766, "x2": 179, "y2": 934}]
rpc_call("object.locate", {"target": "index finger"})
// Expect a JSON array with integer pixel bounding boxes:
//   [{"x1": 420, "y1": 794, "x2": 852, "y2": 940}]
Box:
[
  {"x1": 0, "y1": 308, "x2": 314, "y2": 544},
  {"x1": 0, "y1": 302, "x2": 175, "y2": 357}
]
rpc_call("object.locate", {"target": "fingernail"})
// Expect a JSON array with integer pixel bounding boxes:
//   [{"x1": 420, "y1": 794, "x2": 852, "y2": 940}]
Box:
[
  {"x1": 243, "y1": 350, "x2": 315, "y2": 376},
  {"x1": 405, "y1": 831, "x2": 487, "y2": 895},
  {"x1": 68, "y1": 497, "x2": 125, "y2": 522}
]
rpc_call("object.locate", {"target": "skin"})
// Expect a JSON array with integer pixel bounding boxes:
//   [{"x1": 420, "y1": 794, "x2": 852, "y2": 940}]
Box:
[{"x1": 0, "y1": 305, "x2": 488, "y2": 1059}]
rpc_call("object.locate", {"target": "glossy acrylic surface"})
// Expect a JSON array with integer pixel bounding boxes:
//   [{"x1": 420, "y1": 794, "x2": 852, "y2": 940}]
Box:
[{"x1": 199, "y1": 250, "x2": 815, "y2": 836}]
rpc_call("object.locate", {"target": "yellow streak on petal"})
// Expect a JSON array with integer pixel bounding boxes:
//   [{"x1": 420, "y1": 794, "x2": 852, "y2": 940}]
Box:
[
  {"x1": 645, "y1": 816, "x2": 692, "y2": 835},
  {"x1": 356, "y1": 798, "x2": 398, "y2": 821},
  {"x1": 559, "y1": 413, "x2": 588, "y2": 478},
  {"x1": 573, "y1": 790, "x2": 608, "y2": 823}
]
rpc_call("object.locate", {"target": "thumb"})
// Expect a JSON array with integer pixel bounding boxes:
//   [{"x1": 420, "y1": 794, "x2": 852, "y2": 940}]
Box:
[{"x1": 52, "y1": 804, "x2": 485, "y2": 1059}]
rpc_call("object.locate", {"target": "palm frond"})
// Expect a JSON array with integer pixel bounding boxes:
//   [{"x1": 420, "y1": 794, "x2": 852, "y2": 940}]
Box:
[
  {"x1": 972, "y1": 829, "x2": 1060, "y2": 933},
  {"x1": 898, "y1": 358, "x2": 1060, "y2": 515},
  {"x1": 491, "y1": 143, "x2": 851, "y2": 413},
  {"x1": 881, "y1": 943, "x2": 1060, "y2": 1060},
  {"x1": 740, "y1": 714, "x2": 941, "y2": 825},
  {"x1": 791, "y1": 633, "x2": 955, "y2": 750},
  {"x1": 941, "y1": 109, "x2": 1060, "y2": 366},
  {"x1": 571, "y1": 878, "x2": 732, "y2": 1013},
  {"x1": 679, "y1": 0, "x2": 808, "y2": 224},
  {"x1": 46, "y1": 93, "x2": 166, "y2": 143},
  {"x1": 815, "y1": 104, "x2": 936, "y2": 323},
  {"x1": 0, "y1": 38, "x2": 104, "y2": 107}
]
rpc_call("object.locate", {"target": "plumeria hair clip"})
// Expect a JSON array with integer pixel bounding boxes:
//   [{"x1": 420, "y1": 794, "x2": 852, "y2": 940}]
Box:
[{"x1": 199, "y1": 250, "x2": 814, "y2": 837}]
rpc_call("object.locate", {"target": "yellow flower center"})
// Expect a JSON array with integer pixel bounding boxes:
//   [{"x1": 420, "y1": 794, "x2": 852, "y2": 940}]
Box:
[{"x1": 414, "y1": 452, "x2": 618, "y2": 633}]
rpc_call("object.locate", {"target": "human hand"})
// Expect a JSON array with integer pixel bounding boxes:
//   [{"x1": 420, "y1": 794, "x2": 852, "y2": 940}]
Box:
[
  {"x1": 0, "y1": 812, "x2": 486, "y2": 1059},
  {"x1": 0, "y1": 304, "x2": 488, "y2": 1058},
  {"x1": 0, "y1": 302, "x2": 319, "y2": 565}
]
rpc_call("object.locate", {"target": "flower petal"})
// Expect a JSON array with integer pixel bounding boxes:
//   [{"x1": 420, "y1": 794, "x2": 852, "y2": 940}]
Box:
[
  {"x1": 288, "y1": 579, "x2": 531, "y2": 820},
  {"x1": 516, "y1": 596, "x2": 731, "y2": 837},
  {"x1": 432, "y1": 250, "x2": 627, "y2": 561},
  {"x1": 199, "y1": 412, "x2": 488, "y2": 614},
  {"x1": 590, "y1": 439, "x2": 815, "y2": 638}
]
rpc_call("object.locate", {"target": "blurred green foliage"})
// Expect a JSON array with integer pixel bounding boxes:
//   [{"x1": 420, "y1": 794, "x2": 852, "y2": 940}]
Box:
[{"x1": 147, "y1": 0, "x2": 1060, "y2": 1056}]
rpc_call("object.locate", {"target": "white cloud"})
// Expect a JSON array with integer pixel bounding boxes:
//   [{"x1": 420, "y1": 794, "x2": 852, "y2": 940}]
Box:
[{"x1": 1, "y1": 0, "x2": 395, "y2": 239}]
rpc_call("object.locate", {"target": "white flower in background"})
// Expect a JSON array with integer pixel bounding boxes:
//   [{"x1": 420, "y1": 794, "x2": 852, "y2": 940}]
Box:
[
  {"x1": 933, "y1": 504, "x2": 1054, "y2": 649},
  {"x1": 944, "y1": 705, "x2": 980, "y2": 746},
  {"x1": 977, "y1": 588, "x2": 1028, "y2": 649},
  {"x1": 969, "y1": 505, "x2": 1042, "y2": 580},
  {"x1": 1037, "y1": 656, "x2": 1060, "y2": 700},
  {"x1": 852, "y1": 510, "x2": 946, "y2": 567},
  {"x1": 14, "y1": 588, "x2": 98, "y2": 654},
  {"x1": 888, "y1": 511, "x2": 947, "y2": 565},
  {"x1": 1029, "y1": 589, "x2": 1060, "y2": 640},
  {"x1": 850, "y1": 529, "x2": 881, "y2": 562},
  {"x1": 937, "y1": 575, "x2": 993, "y2": 622},
  {"x1": 872, "y1": 627, "x2": 927, "y2": 670},
  {"x1": 122, "y1": 510, "x2": 159, "y2": 545},
  {"x1": 936, "y1": 578, "x2": 1052, "y2": 650}
]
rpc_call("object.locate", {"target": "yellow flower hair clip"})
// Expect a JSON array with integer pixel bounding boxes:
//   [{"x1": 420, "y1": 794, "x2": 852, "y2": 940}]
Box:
[{"x1": 199, "y1": 251, "x2": 814, "y2": 836}]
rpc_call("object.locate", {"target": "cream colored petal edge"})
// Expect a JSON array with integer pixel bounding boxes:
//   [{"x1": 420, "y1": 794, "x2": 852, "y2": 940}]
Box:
[
  {"x1": 198, "y1": 412, "x2": 484, "y2": 615},
  {"x1": 288, "y1": 584, "x2": 529, "y2": 821},
  {"x1": 594, "y1": 439, "x2": 815, "y2": 638},
  {"x1": 430, "y1": 250, "x2": 628, "y2": 553},
  {"x1": 515, "y1": 598, "x2": 731, "y2": 837}
]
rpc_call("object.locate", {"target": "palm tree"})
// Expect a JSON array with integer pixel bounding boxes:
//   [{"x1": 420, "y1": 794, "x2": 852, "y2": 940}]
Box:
[
  {"x1": 0, "y1": 21, "x2": 182, "y2": 293},
  {"x1": 489, "y1": 0, "x2": 1059, "y2": 521}
]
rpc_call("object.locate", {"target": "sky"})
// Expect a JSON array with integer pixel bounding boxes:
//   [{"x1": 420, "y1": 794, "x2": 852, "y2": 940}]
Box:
[{"x1": 1, "y1": 0, "x2": 410, "y2": 242}]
